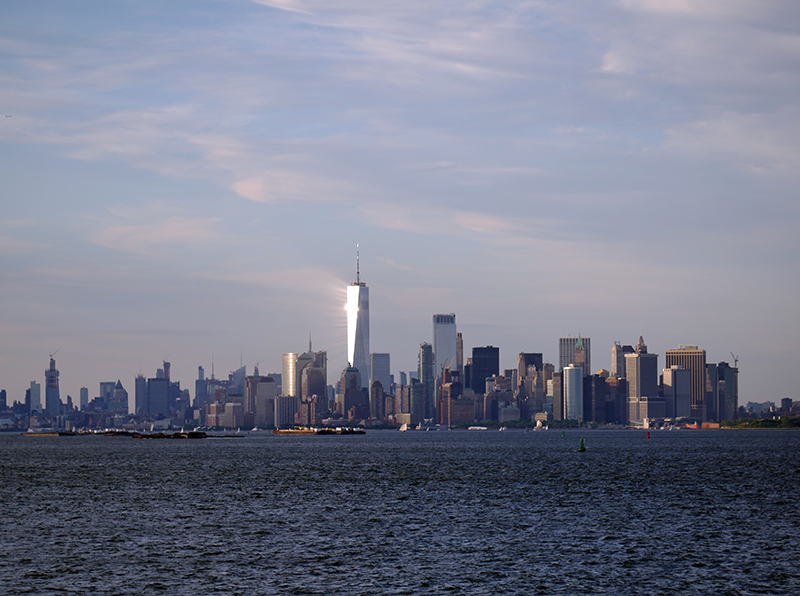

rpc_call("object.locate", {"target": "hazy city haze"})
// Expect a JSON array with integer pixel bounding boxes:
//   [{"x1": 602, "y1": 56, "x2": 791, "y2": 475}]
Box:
[{"x1": 1, "y1": 1, "x2": 798, "y2": 403}]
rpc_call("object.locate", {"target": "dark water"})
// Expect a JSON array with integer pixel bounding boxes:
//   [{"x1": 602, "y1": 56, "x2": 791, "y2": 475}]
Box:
[{"x1": 1, "y1": 430, "x2": 798, "y2": 595}]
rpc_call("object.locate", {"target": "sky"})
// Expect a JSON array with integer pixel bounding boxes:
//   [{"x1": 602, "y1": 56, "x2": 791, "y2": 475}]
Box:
[{"x1": 1, "y1": 0, "x2": 799, "y2": 409}]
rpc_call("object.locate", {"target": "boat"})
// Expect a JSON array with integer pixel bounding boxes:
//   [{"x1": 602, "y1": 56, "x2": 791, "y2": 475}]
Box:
[
  {"x1": 273, "y1": 427, "x2": 366, "y2": 436},
  {"x1": 22, "y1": 429, "x2": 76, "y2": 437},
  {"x1": 399, "y1": 423, "x2": 408, "y2": 432},
  {"x1": 131, "y1": 431, "x2": 208, "y2": 439},
  {"x1": 468, "y1": 426, "x2": 488, "y2": 431},
  {"x1": 273, "y1": 427, "x2": 316, "y2": 435}
]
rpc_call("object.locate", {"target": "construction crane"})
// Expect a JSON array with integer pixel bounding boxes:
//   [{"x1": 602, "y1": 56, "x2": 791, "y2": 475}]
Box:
[
  {"x1": 730, "y1": 353, "x2": 739, "y2": 369},
  {"x1": 49, "y1": 349, "x2": 59, "y2": 359}
]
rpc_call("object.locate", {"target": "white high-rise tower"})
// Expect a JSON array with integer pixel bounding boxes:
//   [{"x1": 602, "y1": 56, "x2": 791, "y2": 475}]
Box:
[{"x1": 346, "y1": 245, "x2": 370, "y2": 389}]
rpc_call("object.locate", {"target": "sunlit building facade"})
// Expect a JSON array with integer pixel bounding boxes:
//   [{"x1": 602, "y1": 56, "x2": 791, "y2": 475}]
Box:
[
  {"x1": 665, "y1": 346, "x2": 707, "y2": 420},
  {"x1": 346, "y1": 248, "x2": 370, "y2": 389}
]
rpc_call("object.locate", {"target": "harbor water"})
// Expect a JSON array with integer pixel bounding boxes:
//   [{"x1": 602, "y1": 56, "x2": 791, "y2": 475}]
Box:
[{"x1": 1, "y1": 429, "x2": 798, "y2": 595}]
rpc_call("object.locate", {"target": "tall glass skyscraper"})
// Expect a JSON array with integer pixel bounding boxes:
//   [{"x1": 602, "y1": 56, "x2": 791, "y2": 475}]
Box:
[
  {"x1": 346, "y1": 246, "x2": 369, "y2": 389},
  {"x1": 563, "y1": 364, "x2": 583, "y2": 421},
  {"x1": 45, "y1": 356, "x2": 60, "y2": 416},
  {"x1": 432, "y1": 314, "x2": 457, "y2": 377},
  {"x1": 418, "y1": 343, "x2": 434, "y2": 420}
]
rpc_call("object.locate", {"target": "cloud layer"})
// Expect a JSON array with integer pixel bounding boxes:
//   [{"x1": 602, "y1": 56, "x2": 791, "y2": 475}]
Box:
[{"x1": 0, "y1": 0, "x2": 798, "y2": 402}]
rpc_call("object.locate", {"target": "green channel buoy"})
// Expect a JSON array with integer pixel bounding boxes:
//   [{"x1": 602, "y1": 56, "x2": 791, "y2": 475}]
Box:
[{"x1": 578, "y1": 437, "x2": 586, "y2": 452}]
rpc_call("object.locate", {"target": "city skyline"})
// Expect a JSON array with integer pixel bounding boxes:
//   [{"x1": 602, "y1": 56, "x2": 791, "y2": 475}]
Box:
[{"x1": 1, "y1": 1, "x2": 798, "y2": 404}]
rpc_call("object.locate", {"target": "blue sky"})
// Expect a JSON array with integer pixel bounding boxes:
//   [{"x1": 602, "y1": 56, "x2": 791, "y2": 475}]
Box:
[{"x1": 1, "y1": 0, "x2": 798, "y2": 406}]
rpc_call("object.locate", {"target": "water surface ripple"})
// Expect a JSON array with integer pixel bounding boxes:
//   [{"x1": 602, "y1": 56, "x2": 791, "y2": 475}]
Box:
[{"x1": 1, "y1": 430, "x2": 798, "y2": 595}]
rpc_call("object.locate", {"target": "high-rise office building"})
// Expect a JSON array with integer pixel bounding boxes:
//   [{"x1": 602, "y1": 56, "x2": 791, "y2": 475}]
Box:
[
  {"x1": 717, "y1": 362, "x2": 738, "y2": 422},
  {"x1": 665, "y1": 346, "x2": 707, "y2": 420},
  {"x1": 705, "y1": 362, "x2": 719, "y2": 422},
  {"x1": 44, "y1": 357, "x2": 60, "y2": 416},
  {"x1": 80, "y1": 387, "x2": 89, "y2": 411},
  {"x1": 337, "y1": 366, "x2": 363, "y2": 417},
  {"x1": 282, "y1": 353, "x2": 298, "y2": 397},
  {"x1": 100, "y1": 381, "x2": 116, "y2": 407},
  {"x1": 146, "y1": 377, "x2": 170, "y2": 417},
  {"x1": 559, "y1": 336, "x2": 591, "y2": 374},
  {"x1": 312, "y1": 349, "x2": 327, "y2": 387},
  {"x1": 583, "y1": 375, "x2": 606, "y2": 423},
  {"x1": 369, "y1": 381, "x2": 385, "y2": 420},
  {"x1": 409, "y1": 377, "x2": 424, "y2": 425},
  {"x1": 662, "y1": 365, "x2": 691, "y2": 419},
  {"x1": 346, "y1": 246, "x2": 370, "y2": 389},
  {"x1": 456, "y1": 332, "x2": 464, "y2": 373},
  {"x1": 135, "y1": 374, "x2": 147, "y2": 414},
  {"x1": 432, "y1": 314, "x2": 457, "y2": 376},
  {"x1": 563, "y1": 364, "x2": 583, "y2": 421},
  {"x1": 625, "y1": 338, "x2": 660, "y2": 421},
  {"x1": 29, "y1": 381, "x2": 41, "y2": 414},
  {"x1": 517, "y1": 353, "x2": 543, "y2": 381},
  {"x1": 611, "y1": 342, "x2": 634, "y2": 378},
  {"x1": 370, "y1": 353, "x2": 391, "y2": 395},
  {"x1": 551, "y1": 371, "x2": 564, "y2": 420},
  {"x1": 418, "y1": 343, "x2": 434, "y2": 420},
  {"x1": 295, "y1": 352, "x2": 314, "y2": 398},
  {"x1": 471, "y1": 346, "x2": 499, "y2": 396},
  {"x1": 194, "y1": 367, "x2": 209, "y2": 409},
  {"x1": 301, "y1": 366, "x2": 326, "y2": 402}
]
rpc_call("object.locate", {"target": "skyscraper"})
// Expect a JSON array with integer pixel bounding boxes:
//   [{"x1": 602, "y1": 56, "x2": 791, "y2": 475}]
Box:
[
  {"x1": 432, "y1": 314, "x2": 457, "y2": 376},
  {"x1": 456, "y1": 332, "x2": 464, "y2": 373},
  {"x1": 282, "y1": 353, "x2": 298, "y2": 397},
  {"x1": 611, "y1": 342, "x2": 634, "y2": 378},
  {"x1": 717, "y1": 361, "x2": 738, "y2": 422},
  {"x1": 146, "y1": 377, "x2": 170, "y2": 417},
  {"x1": 665, "y1": 346, "x2": 707, "y2": 420},
  {"x1": 625, "y1": 338, "x2": 660, "y2": 421},
  {"x1": 337, "y1": 366, "x2": 363, "y2": 417},
  {"x1": 100, "y1": 381, "x2": 116, "y2": 407},
  {"x1": 706, "y1": 362, "x2": 719, "y2": 422},
  {"x1": 135, "y1": 374, "x2": 147, "y2": 414},
  {"x1": 418, "y1": 343, "x2": 434, "y2": 420},
  {"x1": 346, "y1": 246, "x2": 370, "y2": 389},
  {"x1": 517, "y1": 353, "x2": 543, "y2": 380},
  {"x1": 295, "y1": 352, "x2": 314, "y2": 398},
  {"x1": 44, "y1": 356, "x2": 60, "y2": 416},
  {"x1": 29, "y1": 381, "x2": 41, "y2": 414},
  {"x1": 662, "y1": 365, "x2": 691, "y2": 418},
  {"x1": 471, "y1": 346, "x2": 499, "y2": 396},
  {"x1": 563, "y1": 364, "x2": 583, "y2": 421},
  {"x1": 370, "y1": 353, "x2": 391, "y2": 395},
  {"x1": 559, "y1": 336, "x2": 591, "y2": 374}
]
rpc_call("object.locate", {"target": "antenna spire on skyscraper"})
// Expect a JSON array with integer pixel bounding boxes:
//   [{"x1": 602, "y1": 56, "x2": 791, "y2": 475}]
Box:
[{"x1": 356, "y1": 243, "x2": 360, "y2": 284}]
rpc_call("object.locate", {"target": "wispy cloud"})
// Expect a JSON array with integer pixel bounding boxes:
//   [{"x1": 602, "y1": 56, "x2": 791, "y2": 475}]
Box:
[
  {"x1": 92, "y1": 209, "x2": 224, "y2": 257},
  {"x1": 0, "y1": 235, "x2": 50, "y2": 255},
  {"x1": 665, "y1": 108, "x2": 800, "y2": 176}
]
